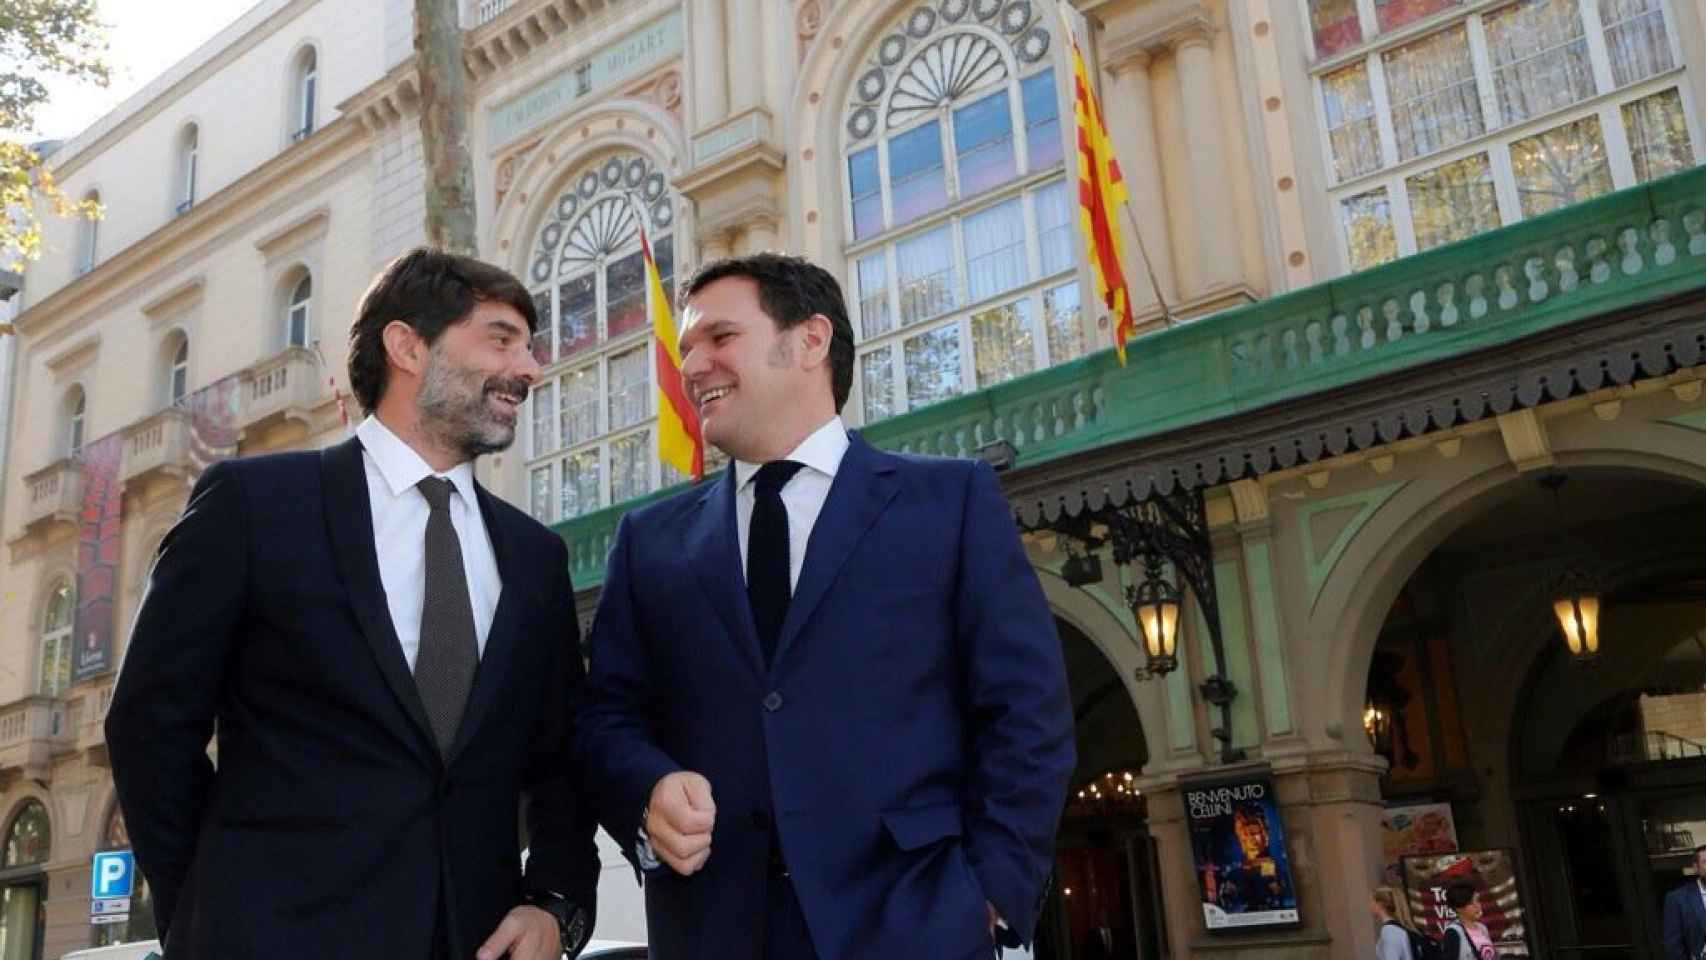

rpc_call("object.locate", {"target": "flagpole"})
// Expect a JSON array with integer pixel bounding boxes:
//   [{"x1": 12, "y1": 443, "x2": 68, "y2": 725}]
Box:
[{"x1": 1055, "y1": 0, "x2": 1176, "y2": 330}]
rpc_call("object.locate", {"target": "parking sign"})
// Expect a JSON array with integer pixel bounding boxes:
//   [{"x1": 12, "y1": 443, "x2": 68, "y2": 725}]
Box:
[{"x1": 91, "y1": 850, "x2": 134, "y2": 900}]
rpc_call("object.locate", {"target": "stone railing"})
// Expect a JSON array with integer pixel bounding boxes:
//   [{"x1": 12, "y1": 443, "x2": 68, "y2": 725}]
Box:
[
  {"x1": 121, "y1": 406, "x2": 194, "y2": 490},
  {"x1": 0, "y1": 697, "x2": 72, "y2": 781},
  {"x1": 241, "y1": 347, "x2": 323, "y2": 434},
  {"x1": 472, "y1": 0, "x2": 513, "y2": 25},
  {"x1": 555, "y1": 166, "x2": 1706, "y2": 589},
  {"x1": 17, "y1": 458, "x2": 83, "y2": 534}
]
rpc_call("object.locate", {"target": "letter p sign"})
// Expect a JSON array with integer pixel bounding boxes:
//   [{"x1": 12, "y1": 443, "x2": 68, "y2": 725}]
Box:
[{"x1": 91, "y1": 851, "x2": 134, "y2": 899}]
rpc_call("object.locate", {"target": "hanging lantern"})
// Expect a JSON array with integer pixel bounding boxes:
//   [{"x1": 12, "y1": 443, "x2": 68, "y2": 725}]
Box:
[
  {"x1": 1128, "y1": 561, "x2": 1180, "y2": 676},
  {"x1": 1552, "y1": 565, "x2": 1601, "y2": 664}
]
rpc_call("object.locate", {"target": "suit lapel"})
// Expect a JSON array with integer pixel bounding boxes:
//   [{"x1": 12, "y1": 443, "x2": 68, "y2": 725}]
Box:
[
  {"x1": 771, "y1": 434, "x2": 899, "y2": 669},
  {"x1": 320, "y1": 437, "x2": 437, "y2": 765},
  {"x1": 687, "y1": 465, "x2": 765, "y2": 676},
  {"x1": 448, "y1": 482, "x2": 523, "y2": 764}
]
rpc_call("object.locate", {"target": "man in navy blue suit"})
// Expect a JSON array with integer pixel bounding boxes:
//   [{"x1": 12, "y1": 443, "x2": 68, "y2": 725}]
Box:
[
  {"x1": 1663, "y1": 844, "x2": 1706, "y2": 960},
  {"x1": 578, "y1": 253, "x2": 1074, "y2": 959}
]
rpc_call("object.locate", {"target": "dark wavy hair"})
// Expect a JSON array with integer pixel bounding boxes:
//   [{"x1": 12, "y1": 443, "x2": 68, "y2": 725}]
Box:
[
  {"x1": 684, "y1": 253, "x2": 855, "y2": 413},
  {"x1": 347, "y1": 247, "x2": 538, "y2": 414}
]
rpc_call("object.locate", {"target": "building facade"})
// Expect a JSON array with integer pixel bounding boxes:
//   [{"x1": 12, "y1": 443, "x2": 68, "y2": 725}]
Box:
[{"x1": 0, "y1": 0, "x2": 1702, "y2": 958}]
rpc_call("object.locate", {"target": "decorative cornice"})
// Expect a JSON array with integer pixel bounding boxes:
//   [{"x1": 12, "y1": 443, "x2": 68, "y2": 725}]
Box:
[
  {"x1": 253, "y1": 206, "x2": 331, "y2": 261},
  {"x1": 335, "y1": 58, "x2": 422, "y2": 134},
  {"x1": 140, "y1": 276, "x2": 206, "y2": 325},
  {"x1": 46, "y1": 336, "x2": 99, "y2": 376},
  {"x1": 463, "y1": 0, "x2": 610, "y2": 82},
  {"x1": 1102, "y1": 0, "x2": 1215, "y2": 61}
]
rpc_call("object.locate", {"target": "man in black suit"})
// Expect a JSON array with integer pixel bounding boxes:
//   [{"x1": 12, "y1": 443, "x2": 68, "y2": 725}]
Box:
[
  {"x1": 1664, "y1": 844, "x2": 1706, "y2": 960},
  {"x1": 106, "y1": 248, "x2": 597, "y2": 959}
]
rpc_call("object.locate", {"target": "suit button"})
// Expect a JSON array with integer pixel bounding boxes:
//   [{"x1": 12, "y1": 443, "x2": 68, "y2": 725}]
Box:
[
  {"x1": 763, "y1": 692, "x2": 784, "y2": 712},
  {"x1": 751, "y1": 810, "x2": 772, "y2": 831}
]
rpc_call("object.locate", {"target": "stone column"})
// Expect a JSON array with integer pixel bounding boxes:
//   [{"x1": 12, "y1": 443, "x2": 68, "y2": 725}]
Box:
[
  {"x1": 727, "y1": 0, "x2": 762, "y2": 114},
  {"x1": 691, "y1": 0, "x2": 728, "y2": 130},
  {"x1": 1172, "y1": 28, "x2": 1240, "y2": 294},
  {"x1": 1102, "y1": 48, "x2": 1177, "y2": 309},
  {"x1": 743, "y1": 215, "x2": 780, "y2": 254}
]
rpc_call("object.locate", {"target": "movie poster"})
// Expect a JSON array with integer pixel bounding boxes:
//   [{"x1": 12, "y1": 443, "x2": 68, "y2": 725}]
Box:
[
  {"x1": 1401, "y1": 849, "x2": 1531, "y2": 957},
  {"x1": 1381, "y1": 802, "x2": 1459, "y2": 886},
  {"x1": 1183, "y1": 772, "x2": 1300, "y2": 930}
]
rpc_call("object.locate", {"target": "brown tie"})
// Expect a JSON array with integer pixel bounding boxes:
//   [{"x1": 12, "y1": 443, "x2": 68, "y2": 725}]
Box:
[{"x1": 414, "y1": 477, "x2": 478, "y2": 755}]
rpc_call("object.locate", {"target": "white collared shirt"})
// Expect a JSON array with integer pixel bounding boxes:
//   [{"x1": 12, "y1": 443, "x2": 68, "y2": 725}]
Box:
[
  {"x1": 733, "y1": 416, "x2": 850, "y2": 593},
  {"x1": 356, "y1": 416, "x2": 501, "y2": 670}
]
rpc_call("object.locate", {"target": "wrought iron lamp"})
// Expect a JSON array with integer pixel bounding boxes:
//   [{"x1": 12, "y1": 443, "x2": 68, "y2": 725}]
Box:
[
  {"x1": 1538, "y1": 473, "x2": 1601, "y2": 665},
  {"x1": 1126, "y1": 554, "x2": 1180, "y2": 677}
]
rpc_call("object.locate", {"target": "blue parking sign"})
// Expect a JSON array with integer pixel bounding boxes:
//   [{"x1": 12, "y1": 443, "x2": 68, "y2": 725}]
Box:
[{"x1": 91, "y1": 850, "x2": 134, "y2": 899}]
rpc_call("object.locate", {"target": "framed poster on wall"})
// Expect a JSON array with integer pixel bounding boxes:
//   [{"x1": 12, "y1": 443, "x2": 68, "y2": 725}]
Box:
[
  {"x1": 1381, "y1": 802, "x2": 1459, "y2": 886},
  {"x1": 1182, "y1": 771, "x2": 1301, "y2": 930},
  {"x1": 1401, "y1": 848, "x2": 1531, "y2": 957}
]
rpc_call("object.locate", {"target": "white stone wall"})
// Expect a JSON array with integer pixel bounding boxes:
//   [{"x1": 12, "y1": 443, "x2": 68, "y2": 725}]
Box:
[{"x1": 372, "y1": 123, "x2": 427, "y2": 266}]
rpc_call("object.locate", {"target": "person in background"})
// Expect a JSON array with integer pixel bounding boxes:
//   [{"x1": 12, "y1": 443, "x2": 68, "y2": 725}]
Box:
[
  {"x1": 1661, "y1": 843, "x2": 1706, "y2": 960},
  {"x1": 1441, "y1": 883, "x2": 1495, "y2": 960},
  {"x1": 1370, "y1": 886, "x2": 1416, "y2": 960}
]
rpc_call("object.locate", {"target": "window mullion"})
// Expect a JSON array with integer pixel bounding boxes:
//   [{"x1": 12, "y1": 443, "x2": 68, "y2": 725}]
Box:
[
  {"x1": 878, "y1": 138, "x2": 895, "y2": 234},
  {"x1": 1579, "y1": 0, "x2": 1615, "y2": 96},
  {"x1": 1368, "y1": 54, "x2": 1400, "y2": 167},
  {"x1": 1601, "y1": 101, "x2": 1637, "y2": 188},
  {"x1": 941, "y1": 106, "x2": 961, "y2": 205},
  {"x1": 1489, "y1": 137, "x2": 1523, "y2": 228},
  {"x1": 1465, "y1": 13, "x2": 1503, "y2": 132},
  {"x1": 1354, "y1": 0, "x2": 1378, "y2": 39},
  {"x1": 1389, "y1": 173, "x2": 1419, "y2": 257}
]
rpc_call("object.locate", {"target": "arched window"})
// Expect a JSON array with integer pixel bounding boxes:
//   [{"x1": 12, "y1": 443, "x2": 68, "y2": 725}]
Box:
[
  {"x1": 38, "y1": 581, "x2": 73, "y2": 697},
  {"x1": 841, "y1": 2, "x2": 1079, "y2": 425},
  {"x1": 166, "y1": 333, "x2": 190, "y2": 405},
  {"x1": 285, "y1": 272, "x2": 313, "y2": 348},
  {"x1": 521, "y1": 152, "x2": 676, "y2": 522},
  {"x1": 65, "y1": 386, "x2": 86, "y2": 456},
  {"x1": 76, "y1": 190, "x2": 100, "y2": 274},
  {"x1": 176, "y1": 124, "x2": 198, "y2": 214},
  {"x1": 2, "y1": 801, "x2": 50, "y2": 869},
  {"x1": 292, "y1": 47, "x2": 318, "y2": 142}
]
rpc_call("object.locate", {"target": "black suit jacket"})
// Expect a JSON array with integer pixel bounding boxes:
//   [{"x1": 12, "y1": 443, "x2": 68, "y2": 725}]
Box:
[
  {"x1": 1664, "y1": 880, "x2": 1706, "y2": 960},
  {"x1": 106, "y1": 437, "x2": 597, "y2": 959}
]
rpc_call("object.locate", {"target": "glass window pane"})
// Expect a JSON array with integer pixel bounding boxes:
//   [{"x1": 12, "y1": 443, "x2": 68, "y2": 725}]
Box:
[
  {"x1": 607, "y1": 347, "x2": 649, "y2": 431},
  {"x1": 560, "y1": 365, "x2": 599, "y2": 448},
  {"x1": 606, "y1": 250, "x2": 647, "y2": 340},
  {"x1": 971, "y1": 299, "x2": 1037, "y2": 387},
  {"x1": 889, "y1": 120, "x2": 948, "y2": 226},
  {"x1": 1601, "y1": 0, "x2": 1674, "y2": 88},
  {"x1": 558, "y1": 273, "x2": 598, "y2": 359},
  {"x1": 857, "y1": 253, "x2": 892, "y2": 339},
  {"x1": 903, "y1": 323, "x2": 963, "y2": 410},
  {"x1": 1022, "y1": 69, "x2": 1062, "y2": 171},
  {"x1": 896, "y1": 224, "x2": 959, "y2": 326},
  {"x1": 3, "y1": 802, "x2": 49, "y2": 867},
  {"x1": 1510, "y1": 114, "x2": 1613, "y2": 218},
  {"x1": 1339, "y1": 188, "x2": 1399, "y2": 271},
  {"x1": 1484, "y1": 0, "x2": 1594, "y2": 127},
  {"x1": 1623, "y1": 88, "x2": 1695, "y2": 183},
  {"x1": 1044, "y1": 282, "x2": 1087, "y2": 366},
  {"x1": 44, "y1": 583, "x2": 72, "y2": 631},
  {"x1": 1406, "y1": 152, "x2": 1501, "y2": 250},
  {"x1": 954, "y1": 89, "x2": 1017, "y2": 198},
  {"x1": 559, "y1": 450, "x2": 601, "y2": 518},
  {"x1": 610, "y1": 430, "x2": 652, "y2": 505},
  {"x1": 1374, "y1": 0, "x2": 1461, "y2": 34},
  {"x1": 531, "y1": 381, "x2": 556, "y2": 456},
  {"x1": 1034, "y1": 180, "x2": 1074, "y2": 277},
  {"x1": 655, "y1": 234, "x2": 675, "y2": 306},
  {"x1": 964, "y1": 198, "x2": 1028, "y2": 302},
  {"x1": 530, "y1": 465, "x2": 553, "y2": 522},
  {"x1": 1310, "y1": 0, "x2": 1364, "y2": 57},
  {"x1": 1322, "y1": 63, "x2": 1383, "y2": 180},
  {"x1": 861, "y1": 346, "x2": 896, "y2": 423},
  {"x1": 531, "y1": 289, "x2": 554, "y2": 365},
  {"x1": 849, "y1": 147, "x2": 883, "y2": 241},
  {"x1": 1383, "y1": 26, "x2": 1485, "y2": 160}
]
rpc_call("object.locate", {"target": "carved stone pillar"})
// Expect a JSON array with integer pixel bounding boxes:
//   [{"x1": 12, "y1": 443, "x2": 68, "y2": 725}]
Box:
[
  {"x1": 1172, "y1": 27, "x2": 1240, "y2": 294},
  {"x1": 691, "y1": 0, "x2": 728, "y2": 130},
  {"x1": 1101, "y1": 46, "x2": 1177, "y2": 309}
]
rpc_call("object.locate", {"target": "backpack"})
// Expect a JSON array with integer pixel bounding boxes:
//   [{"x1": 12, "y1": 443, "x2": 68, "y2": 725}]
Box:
[{"x1": 1386, "y1": 920, "x2": 1446, "y2": 960}]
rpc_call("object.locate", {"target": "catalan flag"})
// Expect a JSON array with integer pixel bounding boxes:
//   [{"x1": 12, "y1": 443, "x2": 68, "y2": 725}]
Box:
[
  {"x1": 641, "y1": 216, "x2": 703, "y2": 479},
  {"x1": 1061, "y1": 7, "x2": 1137, "y2": 364}
]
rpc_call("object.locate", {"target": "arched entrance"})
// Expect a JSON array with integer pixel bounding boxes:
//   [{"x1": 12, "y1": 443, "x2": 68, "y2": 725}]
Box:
[{"x1": 1033, "y1": 618, "x2": 1165, "y2": 960}]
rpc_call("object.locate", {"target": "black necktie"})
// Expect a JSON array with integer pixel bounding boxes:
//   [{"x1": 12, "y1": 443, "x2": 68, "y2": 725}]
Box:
[
  {"x1": 415, "y1": 476, "x2": 478, "y2": 755},
  {"x1": 747, "y1": 460, "x2": 805, "y2": 667}
]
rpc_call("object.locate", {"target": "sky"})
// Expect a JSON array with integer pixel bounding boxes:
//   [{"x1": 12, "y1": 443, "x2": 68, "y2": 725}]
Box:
[{"x1": 24, "y1": 0, "x2": 262, "y2": 142}]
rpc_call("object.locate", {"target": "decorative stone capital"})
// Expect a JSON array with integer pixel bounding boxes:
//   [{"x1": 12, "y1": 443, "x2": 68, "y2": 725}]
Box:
[{"x1": 1103, "y1": 1, "x2": 1215, "y2": 60}]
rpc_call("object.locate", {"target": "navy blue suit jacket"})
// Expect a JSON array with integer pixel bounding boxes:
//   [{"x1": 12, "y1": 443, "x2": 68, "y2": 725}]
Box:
[
  {"x1": 578, "y1": 432, "x2": 1074, "y2": 959},
  {"x1": 1664, "y1": 880, "x2": 1706, "y2": 960},
  {"x1": 106, "y1": 438, "x2": 598, "y2": 959}
]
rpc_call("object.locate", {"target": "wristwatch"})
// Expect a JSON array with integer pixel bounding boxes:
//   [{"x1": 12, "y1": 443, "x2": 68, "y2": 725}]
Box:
[{"x1": 522, "y1": 889, "x2": 589, "y2": 958}]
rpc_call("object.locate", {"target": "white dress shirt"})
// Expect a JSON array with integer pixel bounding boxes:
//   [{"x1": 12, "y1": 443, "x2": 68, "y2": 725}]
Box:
[
  {"x1": 733, "y1": 416, "x2": 850, "y2": 593},
  {"x1": 356, "y1": 416, "x2": 501, "y2": 671}
]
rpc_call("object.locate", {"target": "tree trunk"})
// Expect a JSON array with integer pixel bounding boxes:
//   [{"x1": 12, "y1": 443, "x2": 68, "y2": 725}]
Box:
[{"x1": 414, "y1": 0, "x2": 478, "y2": 255}]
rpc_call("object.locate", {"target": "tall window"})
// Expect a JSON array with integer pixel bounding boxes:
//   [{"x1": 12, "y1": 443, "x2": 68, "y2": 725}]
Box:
[
  {"x1": 0, "y1": 801, "x2": 47, "y2": 960},
  {"x1": 38, "y1": 582, "x2": 72, "y2": 698},
  {"x1": 167, "y1": 334, "x2": 189, "y2": 405},
  {"x1": 286, "y1": 273, "x2": 313, "y2": 348},
  {"x1": 292, "y1": 47, "x2": 318, "y2": 142},
  {"x1": 66, "y1": 386, "x2": 85, "y2": 456},
  {"x1": 842, "y1": 3, "x2": 1079, "y2": 426},
  {"x1": 176, "y1": 124, "x2": 198, "y2": 214},
  {"x1": 76, "y1": 191, "x2": 99, "y2": 275},
  {"x1": 1314, "y1": 0, "x2": 1699, "y2": 273},
  {"x1": 522, "y1": 153, "x2": 676, "y2": 522}
]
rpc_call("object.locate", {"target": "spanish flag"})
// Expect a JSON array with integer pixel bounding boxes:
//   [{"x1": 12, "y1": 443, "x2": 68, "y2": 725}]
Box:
[
  {"x1": 642, "y1": 221, "x2": 703, "y2": 479},
  {"x1": 1061, "y1": 8, "x2": 1137, "y2": 364}
]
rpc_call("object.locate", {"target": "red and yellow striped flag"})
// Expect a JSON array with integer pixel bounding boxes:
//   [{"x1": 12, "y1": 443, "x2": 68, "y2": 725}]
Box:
[
  {"x1": 1062, "y1": 10, "x2": 1137, "y2": 364},
  {"x1": 642, "y1": 222, "x2": 703, "y2": 479}
]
